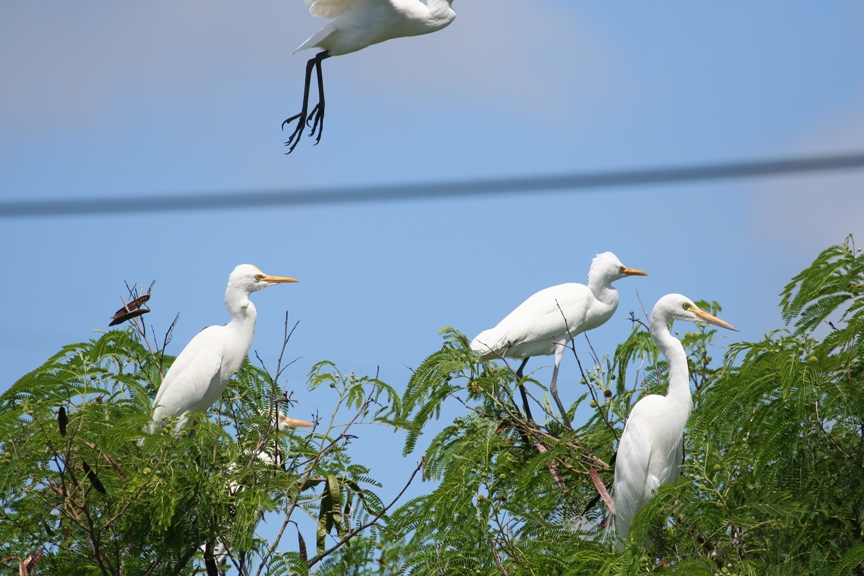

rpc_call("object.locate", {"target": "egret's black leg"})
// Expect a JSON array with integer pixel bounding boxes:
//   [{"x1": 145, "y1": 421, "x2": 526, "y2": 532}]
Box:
[
  {"x1": 203, "y1": 542, "x2": 219, "y2": 576},
  {"x1": 515, "y1": 358, "x2": 528, "y2": 379},
  {"x1": 515, "y1": 358, "x2": 535, "y2": 426},
  {"x1": 283, "y1": 51, "x2": 328, "y2": 154},
  {"x1": 550, "y1": 360, "x2": 573, "y2": 430},
  {"x1": 306, "y1": 51, "x2": 329, "y2": 145}
]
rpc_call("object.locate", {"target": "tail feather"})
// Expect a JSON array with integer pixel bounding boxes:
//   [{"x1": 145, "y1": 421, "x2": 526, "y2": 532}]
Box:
[{"x1": 294, "y1": 22, "x2": 336, "y2": 54}]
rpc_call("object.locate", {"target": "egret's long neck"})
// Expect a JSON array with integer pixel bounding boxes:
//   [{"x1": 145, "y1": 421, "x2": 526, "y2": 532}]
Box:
[
  {"x1": 225, "y1": 286, "x2": 258, "y2": 345},
  {"x1": 587, "y1": 273, "x2": 619, "y2": 309},
  {"x1": 649, "y1": 315, "x2": 692, "y2": 414}
]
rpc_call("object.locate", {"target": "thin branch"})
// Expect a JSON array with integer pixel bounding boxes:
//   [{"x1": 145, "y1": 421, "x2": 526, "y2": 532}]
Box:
[
  {"x1": 489, "y1": 510, "x2": 513, "y2": 576},
  {"x1": 815, "y1": 399, "x2": 851, "y2": 458},
  {"x1": 256, "y1": 393, "x2": 375, "y2": 575},
  {"x1": 567, "y1": 332, "x2": 619, "y2": 441},
  {"x1": 477, "y1": 346, "x2": 532, "y2": 425},
  {"x1": 274, "y1": 314, "x2": 301, "y2": 384},
  {"x1": 306, "y1": 457, "x2": 425, "y2": 567}
]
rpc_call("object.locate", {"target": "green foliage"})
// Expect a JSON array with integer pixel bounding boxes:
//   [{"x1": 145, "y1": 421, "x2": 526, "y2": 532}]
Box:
[
  {"x1": 780, "y1": 235, "x2": 864, "y2": 332},
  {"x1": 687, "y1": 236, "x2": 864, "y2": 575},
  {"x1": 319, "y1": 237, "x2": 864, "y2": 575},
  {"x1": 6, "y1": 238, "x2": 864, "y2": 575},
  {"x1": 0, "y1": 325, "x2": 404, "y2": 575}
]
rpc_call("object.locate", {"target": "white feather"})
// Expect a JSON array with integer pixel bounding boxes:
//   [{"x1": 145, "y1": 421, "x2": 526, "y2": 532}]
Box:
[{"x1": 612, "y1": 293, "x2": 736, "y2": 550}]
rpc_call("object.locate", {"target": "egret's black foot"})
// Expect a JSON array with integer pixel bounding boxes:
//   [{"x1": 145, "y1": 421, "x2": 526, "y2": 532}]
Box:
[
  {"x1": 306, "y1": 103, "x2": 325, "y2": 145},
  {"x1": 282, "y1": 112, "x2": 306, "y2": 154}
]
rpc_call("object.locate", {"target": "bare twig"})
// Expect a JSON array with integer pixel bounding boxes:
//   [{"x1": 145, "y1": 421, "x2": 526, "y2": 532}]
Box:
[
  {"x1": 306, "y1": 458, "x2": 425, "y2": 567},
  {"x1": 256, "y1": 393, "x2": 375, "y2": 575},
  {"x1": 568, "y1": 330, "x2": 619, "y2": 441},
  {"x1": 815, "y1": 399, "x2": 850, "y2": 458},
  {"x1": 158, "y1": 312, "x2": 179, "y2": 376}
]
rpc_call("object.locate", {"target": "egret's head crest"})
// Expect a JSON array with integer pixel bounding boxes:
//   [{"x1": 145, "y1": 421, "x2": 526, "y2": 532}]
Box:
[{"x1": 588, "y1": 252, "x2": 647, "y2": 283}]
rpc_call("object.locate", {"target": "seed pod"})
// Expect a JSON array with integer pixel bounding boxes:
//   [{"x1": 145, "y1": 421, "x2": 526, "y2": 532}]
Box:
[{"x1": 58, "y1": 407, "x2": 68, "y2": 436}]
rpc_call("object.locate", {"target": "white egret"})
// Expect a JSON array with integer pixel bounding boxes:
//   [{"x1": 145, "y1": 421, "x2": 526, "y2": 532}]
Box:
[
  {"x1": 148, "y1": 265, "x2": 298, "y2": 433},
  {"x1": 283, "y1": 0, "x2": 457, "y2": 153},
  {"x1": 470, "y1": 252, "x2": 647, "y2": 427},
  {"x1": 210, "y1": 410, "x2": 313, "y2": 572},
  {"x1": 612, "y1": 294, "x2": 736, "y2": 550}
]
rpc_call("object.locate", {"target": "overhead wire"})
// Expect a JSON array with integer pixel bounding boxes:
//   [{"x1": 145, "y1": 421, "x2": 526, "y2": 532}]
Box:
[{"x1": 2, "y1": 151, "x2": 864, "y2": 219}]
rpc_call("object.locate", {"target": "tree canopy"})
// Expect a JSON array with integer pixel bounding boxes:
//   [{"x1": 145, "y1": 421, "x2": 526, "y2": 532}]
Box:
[{"x1": 2, "y1": 237, "x2": 864, "y2": 575}]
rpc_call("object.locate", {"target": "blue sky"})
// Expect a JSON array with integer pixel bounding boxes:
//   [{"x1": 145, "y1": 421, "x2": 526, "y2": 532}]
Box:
[{"x1": 2, "y1": 0, "x2": 864, "y2": 562}]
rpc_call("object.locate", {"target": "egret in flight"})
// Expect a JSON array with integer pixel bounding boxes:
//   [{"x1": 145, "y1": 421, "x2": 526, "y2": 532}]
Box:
[
  {"x1": 283, "y1": 0, "x2": 457, "y2": 153},
  {"x1": 612, "y1": 294, "x2": 736, "y2": 549},
  {"x1": 148, "y1": 265, "x2": 298, "y2": 433},
  {"x1": 471, "y1": 252, "x2": 647, "y2": 426}
]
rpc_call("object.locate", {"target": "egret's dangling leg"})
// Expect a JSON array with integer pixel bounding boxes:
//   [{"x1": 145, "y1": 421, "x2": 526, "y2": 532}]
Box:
[
  {"x1": 306, "y1": 52, "x2": 327, "y2": 143},
  {"x1": 550, "y1": 339, "x2": 573, "y2": 429},
  {"x1": 283, "y1": 50, "x2": 330, "y2": 153}
]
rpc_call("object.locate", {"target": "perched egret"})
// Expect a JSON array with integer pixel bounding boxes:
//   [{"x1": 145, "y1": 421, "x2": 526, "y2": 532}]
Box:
[
  {"x1": 253, "y1": 408, "x2": 315, "y2": 467},
  {"x1": 283, "y1": 0, "x2": 457, "y2": 153},
  {"x1": 148, "y1": 265, "x2": 298, "y2": 433},
  {"x1": 612, "y1": 294, "x2": 736, "y2": 550},
  {"x1": 210, "y1": 410, "x2": 313, "y2": 571},
  {"x1": 470, "y1": 252, "x2": 647, "y2": 426}
]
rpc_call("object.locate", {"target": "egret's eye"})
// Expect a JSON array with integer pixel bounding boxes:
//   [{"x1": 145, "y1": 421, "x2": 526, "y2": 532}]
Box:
[
  {"x1": 618, "y1": 266, "x2": 626, "y2": 273},
  {"x1": 254, "y1": 274, "x2": 265, "y2": 282},
  {"x1": 682, "y1": 303, "x2": 691, "y2": 311}
]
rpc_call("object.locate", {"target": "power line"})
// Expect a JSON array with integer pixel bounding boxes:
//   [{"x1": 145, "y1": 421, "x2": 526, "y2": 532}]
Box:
[{"x1": 3, "y1": 152, "x2": 864, "y2": 219}]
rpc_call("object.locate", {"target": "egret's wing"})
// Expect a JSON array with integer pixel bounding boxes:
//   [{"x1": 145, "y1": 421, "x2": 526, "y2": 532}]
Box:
[
  {"x1": 474, "y1": 284, "x2": 592, "y2": 358},
  {"x1": 668, "y1": 433, "x2": 684, "y2": 484},
  {"x1": 613, "y1": 408, "x2": 652, "y2": 542},
  {"x1": 305, "y1": 0, "x2": 379, "y2": 19},
  {"x1": 644, "y1": 412, "x2": 685, "y2": 489},
  {"x1": 152, "y1": 327, "x2": 223, "y2": 422},
  {"x1": 470, "y1": 328, "x2": 499, "y2": 357},
  {"x1": 511, "y1": 283, "x2": 593, "y2": 336}
]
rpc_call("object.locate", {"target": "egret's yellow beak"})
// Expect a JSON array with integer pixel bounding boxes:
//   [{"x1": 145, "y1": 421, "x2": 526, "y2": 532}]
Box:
[
  {"x1": 692, "y1": 307, "x2": 737, "y2": 331},
  {"x1": 262, "y1": 275, "x2": 299, "y2": 284},
  {"x1": 622, "y1": 267, "x2": 648, "y2": 277},
  {"x1": 279, "y1": 415, "x2": 314, "y2": 428}
]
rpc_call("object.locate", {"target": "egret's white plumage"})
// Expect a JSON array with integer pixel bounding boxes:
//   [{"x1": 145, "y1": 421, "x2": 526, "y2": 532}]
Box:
[
  {"x1": 283, "y1": 0, "x2": 456, "y2": 152},
  {"x1": 612, "y1": 294, "x2": 736, "y2": 549},
  {"x1": 470, "y1": 252, "x2": 647, "y2": 423},
  {"x1": 471, "y1": 253, "x2": 647, "y2": 362},
  {"x1": 211, "y1": 410, "x2": 313, "y2": 569},
  {"x1": 297, "y1": 0, "x2": 457, "y2": 55},
  {"x1": 149, "y1": 265, "x2": 298, "y2": 432}
]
